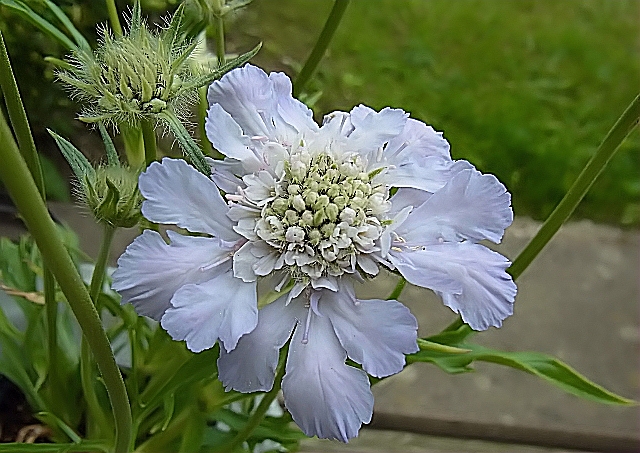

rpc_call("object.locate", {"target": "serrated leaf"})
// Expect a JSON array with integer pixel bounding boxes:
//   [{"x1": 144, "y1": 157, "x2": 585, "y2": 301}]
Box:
[{"x1": 48, "y1": 130, "x2": 94, "y2": 181}]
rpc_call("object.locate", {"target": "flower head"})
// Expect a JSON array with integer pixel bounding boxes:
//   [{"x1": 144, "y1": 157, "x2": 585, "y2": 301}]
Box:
[{"x1": 112, "y1": 64, "x2": 517, "y2": 441}]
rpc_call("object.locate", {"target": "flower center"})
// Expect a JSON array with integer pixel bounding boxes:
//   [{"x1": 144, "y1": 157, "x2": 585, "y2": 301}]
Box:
[{"x1": 253, "y1": 151, "x2": 391, "y2": 280}]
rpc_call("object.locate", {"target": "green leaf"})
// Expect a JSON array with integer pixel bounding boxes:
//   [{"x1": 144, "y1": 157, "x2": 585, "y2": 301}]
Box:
[
  {"x1": 408, "y1": 342, "x2": 636, "y2": 405},
  {"x1": 0, "y1": 0, "x2": 76, "y2": 51},
  {"x1": 157, "y1": 110, "x2": 210, "y2": 175},
  {"x1": 47, "y1": 130, "x2": 94, "y2": 181},
  {"x1": 98, "y1": 123, "x2": 119, "y2": 167},
  {"x1": 42, "y1": 0, "x2": 90, "y2": 52},
  {"x1": 179, "y1": 43, "x2": 262, "y2": 94}
]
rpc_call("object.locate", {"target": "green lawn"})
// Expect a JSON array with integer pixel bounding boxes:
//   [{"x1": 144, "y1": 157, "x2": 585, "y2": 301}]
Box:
[{"x1": 230, "y1": 0, "x2": 640, "y2": 225}]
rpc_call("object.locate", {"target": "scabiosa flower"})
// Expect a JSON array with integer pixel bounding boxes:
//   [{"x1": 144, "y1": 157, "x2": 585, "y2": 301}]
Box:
[{"x1": 112, "y1": 64, "x2": 517, "y2": 441}]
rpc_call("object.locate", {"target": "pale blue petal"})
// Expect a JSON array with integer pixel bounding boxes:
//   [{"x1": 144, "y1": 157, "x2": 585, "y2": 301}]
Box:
[
  {"x1": 207, "y1": 64, "x2": 317, "y2": 144},
  {"x1": 344, "y1": 105, "x2": 408, "y2": 156},
  {"x1": 139, "y1": 158, "x2": 239, "y2": 242},
  {"x1": 217, "y1": 296, "x2": 304, "y2": 392},
  {"x1": 320, "y1": 282, "x2": 418, "y2": 377},
  {"x1": 160, "y1": 269, "x2": 258, "y2": 352},
  {"x1": 282, "y1": 311, "x2": 373, "y2": 442},
  {"x1": 390, "y1": 242, "x2": 516, "y2": 330},
  {"x1": 205, "y1": 104, "x2": 263, "y2": 171},
  {"x1": 387, "y1": 188, "x2": 432, "y2": 217},
  {"x1": 398, "y1": 168, "x2": 513, "y2": 244},
  {"x1": 207, "y1": 157, "x2": 245, "y2": 194},
  {"x1": 112, "y1": 230, "x2": 230, "y2": 320},
  {"x1": 378, "y1": 156, "x2": 473, "y2": 193}
]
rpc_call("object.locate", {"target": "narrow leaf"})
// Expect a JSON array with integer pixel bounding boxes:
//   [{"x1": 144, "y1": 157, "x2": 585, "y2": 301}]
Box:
[
  {"x1": 98, "y1": 122, "x2": 119, "y2": 166},
  {"x1": 157, "y1": 110, "x2": 209, "y2": 175},
  {"x1": 43, "y1": 0, "x2": 90, "y2": 51},
  {"x1": 48, "y1": 130, "x2": 94, "y2": 181},
  {"x1": 0, "y1": 0, "x2": 76, "y2": 50}
]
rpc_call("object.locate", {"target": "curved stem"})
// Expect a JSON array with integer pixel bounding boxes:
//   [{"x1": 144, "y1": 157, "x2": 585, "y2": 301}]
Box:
[
  {"x1": 218, "y1": 348, "x2": 288, "y2": 452},
  {"x1": 105, "y1": 0, "x2": 123, "y2": 38},
  {"x1": 293, "y1": 0, "x2": 350, "y2": 97},
  {"x1": 0, "y1": 110, "x2": 132, "y2": 453},
  {"x1": 508, "y1": 93, "x2": 640, "y2": 280}
]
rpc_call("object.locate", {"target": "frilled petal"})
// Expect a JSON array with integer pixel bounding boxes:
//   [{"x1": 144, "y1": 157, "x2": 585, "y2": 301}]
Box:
[
  {"x1": 371, "y1": 117, "x2": 477, "y2": 192},
  {"x1": 397, "y1": 168, "x2": 513, "y2": 244},
  {"x1": 112, "y1": 230, "x2": 231, "y2": 320},
  {"x1": 207, "y1": 64, "x2": 317, "y2": 145},
  {"x1": 207, "y1": 157, "x2": 246, "y2": 194},
  {"x1": 160, "y1": 269, "x2": 258, "y2": 352},
  {"x1": 139, "y1": 158, "x2": 238, "y2": 242},
  {"x1": 319, "y1": 282, "x2": 418, "y2": 377},
  {"x1": 205, "y1": 104, "x2": 263, "y2": 171},
  {"x1": 344, "y1": 105, "x2": 407, "y2": 157},
  {"x1": 217, "y1": 295, "x2": 305, "y2": 392},
  {"x1": 390, "y1": 242, "x2": 516, "y2": 330},
  {"x1": 282, "y1": 311, "x2": 373, "y2": 442}
]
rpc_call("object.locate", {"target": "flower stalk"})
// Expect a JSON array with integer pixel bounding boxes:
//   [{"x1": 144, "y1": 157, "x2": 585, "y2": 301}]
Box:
[
  {"x1": 0, "y1": 110, "x2": 132, "y2": 453},
  {"x1": 293, "y1": 0, "x2": 350, "y2": 97},
  {"x1": 508, "y1": 93, "x2": 640, "y2": 280}
]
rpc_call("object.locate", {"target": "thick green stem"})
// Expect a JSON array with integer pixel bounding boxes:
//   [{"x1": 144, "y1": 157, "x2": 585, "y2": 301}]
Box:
[
  {"x1": 508, "y1": 93, "x2": 640, "y2": 280},
  {"x1": 141, "y1": 119, "x2": 158, "y2": 168},
  {"x1": 121, "y1": 123, "x2": 145, "y2": 169},
  {"x1": 90, "y1": 224, "x2": 117, "y2": 303},
  {"x1": 218, "y1": 348, "x2": 288, "y2": 452},
  {"x1": 293, "y1": 0, "x2": 350, "y2": 97},
  {"x1": 0, "y1": 110, "x2": 132, "y2": 453},
  {"x1": 106, "y1": 0, "x2": 123, "y2": 37}
]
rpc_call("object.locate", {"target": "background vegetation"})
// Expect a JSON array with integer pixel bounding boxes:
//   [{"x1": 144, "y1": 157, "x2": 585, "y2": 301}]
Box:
[{"x1": 2, "y1": 0, "x2": 639, "y2": 225}]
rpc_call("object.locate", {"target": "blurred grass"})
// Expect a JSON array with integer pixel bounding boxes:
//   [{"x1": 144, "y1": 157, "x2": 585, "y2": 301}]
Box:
[{"x1": 231, "y1": 0, "x2": 640, "y2": 225}]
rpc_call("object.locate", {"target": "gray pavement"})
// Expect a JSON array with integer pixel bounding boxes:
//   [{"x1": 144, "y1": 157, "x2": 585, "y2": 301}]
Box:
[{"x1": 3, "y1": 204, "x2": 638, "y2": 452}]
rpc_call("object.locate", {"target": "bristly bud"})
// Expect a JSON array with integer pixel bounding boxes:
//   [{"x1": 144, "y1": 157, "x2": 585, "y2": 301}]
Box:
[
  {"x1": 57, "y1": 1, "x2": 260, "y2": 130},
  {"x1": 83, "y1": 165, "x2": 143, "y2": 228},
  {"x1": 49, "y1": 129, "x2": 142, "y2": 228}
]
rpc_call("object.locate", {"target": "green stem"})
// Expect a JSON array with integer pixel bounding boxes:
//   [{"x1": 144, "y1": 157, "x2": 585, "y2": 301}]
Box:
[
  {"x1": 105, "y1": 0, "x2": 123, "y2": 37},
  {"x1": 90, "y1": 223, "x2": 116, "y2": 303},
  {"x1": 387, "y1": 277, "x2": 407, "y2": 300},
  {"x1": 293, "y1": 0, "x2": 350, "y2": 97},
  {"x1": 141, "y1": 119, "x2": 158, "y2": 168},
  {"x1": 508, "y1": 93, "x2": 640, "y2": 280},
  {"x1": 121, "y1": 123, "x2": 145, "y2": 169},
  {"x1": 0, "y1": 110, "x2": 132, "y2": 453},
  {"x1": 215, "y1": 15, "x2": 226, "y2": 66},
  {"x1": 218, "y1": 348, "x2": 288, "y2": 452},
  {"x1": 198, "y1": 86, "x2": 217, "y2": 157}
]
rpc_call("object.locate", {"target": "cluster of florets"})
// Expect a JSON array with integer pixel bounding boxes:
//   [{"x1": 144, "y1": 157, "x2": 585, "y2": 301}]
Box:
[
  {"x1": 249, "y1": 149, "x2": 390, "y2": 280},
  {"x1": 57, "y1": 4, "x2": 200, "y2": 127}
]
